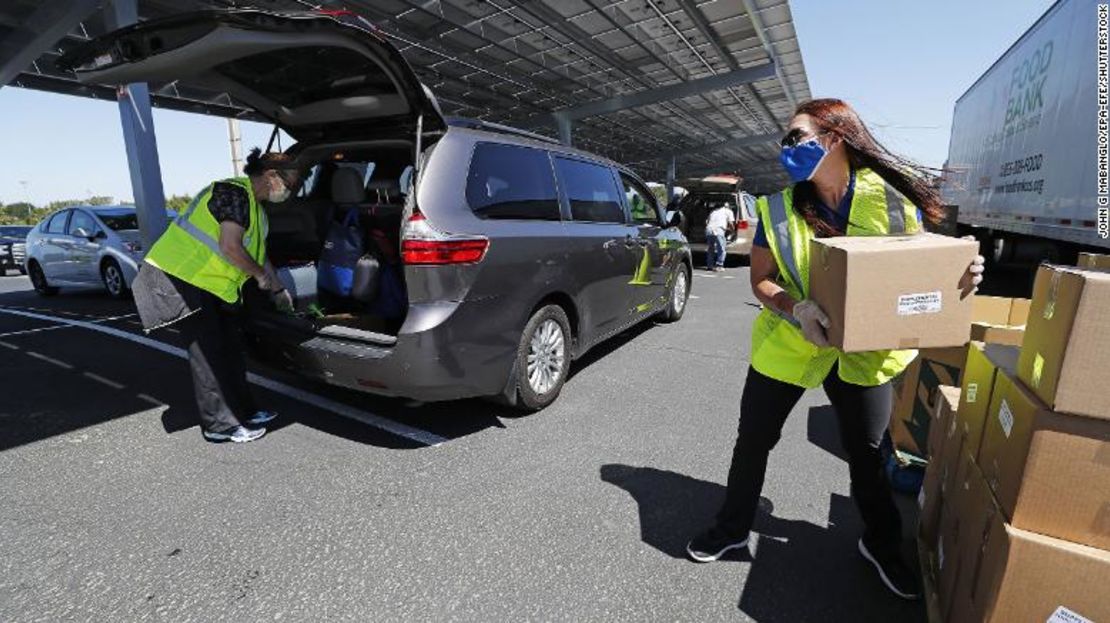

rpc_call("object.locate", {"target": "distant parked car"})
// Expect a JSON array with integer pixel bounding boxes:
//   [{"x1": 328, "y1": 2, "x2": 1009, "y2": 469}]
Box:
[
  {"x1": 25, "y1": 205, "x2": 172, "y2": 298},
  {"x1": 677, "y1": 178, "x2": 758, "y2": 259},
  {"x1": 0, "y1": 226, "x2": 31, "y2": 276}
]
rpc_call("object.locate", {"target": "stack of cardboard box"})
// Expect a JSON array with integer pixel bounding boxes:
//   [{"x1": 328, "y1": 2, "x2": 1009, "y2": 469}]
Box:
[
  {"x1": 889, "y1": 295, "x2": 1030, "y2": 459},
  {"x1": 916, "y1": 264, "x2": 1110, "y2": 622}
]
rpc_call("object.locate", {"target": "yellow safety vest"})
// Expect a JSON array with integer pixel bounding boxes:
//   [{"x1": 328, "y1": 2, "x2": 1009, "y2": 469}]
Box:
[
  {"x1": 751, "y1": 168, "x2": 921, "y2": 388},
  {"x1": 145, "y1": 177, "x2": 268, "y2": 304}
]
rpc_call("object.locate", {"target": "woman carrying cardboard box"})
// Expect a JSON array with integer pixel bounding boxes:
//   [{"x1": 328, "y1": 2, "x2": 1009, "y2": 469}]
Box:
[{"x1": 685, "y1": 99, "x2": 985, "y2": 600}]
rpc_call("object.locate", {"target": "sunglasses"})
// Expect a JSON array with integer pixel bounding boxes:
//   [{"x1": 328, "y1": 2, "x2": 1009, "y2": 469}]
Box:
[{"x1": 781, "y1": 128, "x2": 827, "y2": 148}]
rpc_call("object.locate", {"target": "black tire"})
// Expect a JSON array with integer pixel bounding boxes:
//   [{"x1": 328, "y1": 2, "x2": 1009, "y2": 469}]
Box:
[
  {"x1": 28, "y1": 261, "x2": 58, "y2": 297},
  {"x1": 659, "y1": 264, "x2": 691, "y2": 323},
  {"x1": 101, "y1": 258, "x2": 129, "y2": 299},
  {"x1": 511, "y1": 305, "x2": 572, "y2": 412}
]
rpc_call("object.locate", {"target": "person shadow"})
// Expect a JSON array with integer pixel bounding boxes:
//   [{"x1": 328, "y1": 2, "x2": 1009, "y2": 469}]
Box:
[{"x1": 599, "y1": 464, "x2": 926, "y2": 622}]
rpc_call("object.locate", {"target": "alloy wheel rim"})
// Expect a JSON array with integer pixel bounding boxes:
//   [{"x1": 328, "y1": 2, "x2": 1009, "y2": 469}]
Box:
[
  {"x1": 674, "y1": 270, "x2": 688, "y2": 314},
  {"x1": 105, "y1": 266, "x2": 122, "y2": 294},
  {"x1": 526, "y1": 319, "x2": 565, "y2": 395}
]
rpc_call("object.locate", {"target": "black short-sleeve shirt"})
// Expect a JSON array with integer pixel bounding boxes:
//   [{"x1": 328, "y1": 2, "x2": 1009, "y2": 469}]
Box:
[{"x1": 207, "y1": 182, "x2": 251, "y2": 229}]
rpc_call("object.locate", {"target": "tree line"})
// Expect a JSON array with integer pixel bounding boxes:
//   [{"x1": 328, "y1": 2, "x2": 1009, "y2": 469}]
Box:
[{"x1": 0, "y1": 194, "x2": 193, "y2": 225}]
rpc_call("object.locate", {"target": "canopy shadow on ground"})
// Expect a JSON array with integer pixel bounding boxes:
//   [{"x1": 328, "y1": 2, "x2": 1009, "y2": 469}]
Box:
[{"x1": 599, "y1": 464, "x2": 926, "y2": 622}]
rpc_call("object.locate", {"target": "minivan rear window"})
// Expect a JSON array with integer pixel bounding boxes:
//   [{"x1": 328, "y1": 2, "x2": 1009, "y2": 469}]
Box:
[
  {"x1": 553, "y1": 157, "x2": 624, "y2": 224},
  {"x1": 466, "y1": 143, "x2": 560, "y2": 221}
]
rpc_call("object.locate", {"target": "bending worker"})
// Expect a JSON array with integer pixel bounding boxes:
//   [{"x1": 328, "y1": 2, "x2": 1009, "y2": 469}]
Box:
[
  {"x1": 684, "y1": 99, "x2": 985, "y2": 600},
  {"x1": 134, "y1": 148, "x2": 297, "y2": 444}
]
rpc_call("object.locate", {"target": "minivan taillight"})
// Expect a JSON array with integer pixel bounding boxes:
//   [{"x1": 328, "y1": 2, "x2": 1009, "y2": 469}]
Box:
[
  {"x1": 737, "y1": 220, "x2": 749, "y2": 230},
  {"x1": 402, "y1": 239, "x2": 489, "y2": 265},
  {"x1": 401, "y1": 209, "x2": 489, "y2": 265}
]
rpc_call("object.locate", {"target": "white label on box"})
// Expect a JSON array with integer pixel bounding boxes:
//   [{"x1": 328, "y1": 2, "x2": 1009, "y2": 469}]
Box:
[
  {"x1": 1047, "y1": 606, "x2": 1093, "y2": 623},
  {"x1": 897, "y1": 291, "x2": 943, "y2": 315},
  {"x1": 999, "y1": 399, "x2": 1014, "y2": 439},
  {"x1": 967, "y1": 382, "x2": 979, "y2": 403}
]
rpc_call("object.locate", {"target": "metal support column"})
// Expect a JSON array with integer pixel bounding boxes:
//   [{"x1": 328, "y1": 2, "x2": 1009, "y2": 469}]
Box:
[
  {"x1": 666, "y1": 156, "x2": 676, "y2": 205},
  {"x1": 228, "y1": 118, "x2": 244, "y2": 176},
  {"x1": 109, "y1": 0, "x2": 167, "y2": 250},
  {"x1": 554, "y1": 113, "x2": 573, "y2": 147}
]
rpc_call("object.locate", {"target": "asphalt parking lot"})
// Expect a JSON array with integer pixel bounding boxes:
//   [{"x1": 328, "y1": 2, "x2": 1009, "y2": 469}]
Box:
[{"x1": 0, "y1": 263, "x2": 928, "y2": 622}]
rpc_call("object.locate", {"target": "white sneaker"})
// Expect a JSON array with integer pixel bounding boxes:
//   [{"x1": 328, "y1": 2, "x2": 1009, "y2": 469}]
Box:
[
  {"x1": 203, "y1": 426, "x2": 266, "y2": 443},
  {"x1": 246, "y1": 410, "x2": 278, "y2": 426}
]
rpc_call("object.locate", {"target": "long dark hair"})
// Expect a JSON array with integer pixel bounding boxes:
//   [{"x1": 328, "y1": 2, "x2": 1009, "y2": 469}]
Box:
[
  {"x1": 243, "y1": 147, "x2": 295, "y2": 176},
  {"x1": 789, "y1": 98, "x2": 944, "y2": 236}
]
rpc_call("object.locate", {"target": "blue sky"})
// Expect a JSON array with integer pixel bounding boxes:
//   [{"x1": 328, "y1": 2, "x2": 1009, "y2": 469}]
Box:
[{"x1": 0, "y1": 0, "x2": 1053, "y2": 206}]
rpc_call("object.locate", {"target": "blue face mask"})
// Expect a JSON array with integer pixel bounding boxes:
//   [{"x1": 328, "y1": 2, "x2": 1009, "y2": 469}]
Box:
[{"x1": 780, "y1": 139, "x2": 828, "y2": 183}]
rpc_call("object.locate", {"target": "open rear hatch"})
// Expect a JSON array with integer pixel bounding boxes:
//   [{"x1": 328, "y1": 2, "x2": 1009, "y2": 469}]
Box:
[{"x1": 57, "y1": 8, "x2": 445, "y2": 141}]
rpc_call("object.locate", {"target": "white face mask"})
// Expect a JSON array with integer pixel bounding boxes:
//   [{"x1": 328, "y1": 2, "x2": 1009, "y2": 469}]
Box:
[
  {"x1": 269, "y1": 186, "x2": 291, "y2": 203},
  {"x1": 266, "y1": 172, "x2": 292, "y2": 203}
]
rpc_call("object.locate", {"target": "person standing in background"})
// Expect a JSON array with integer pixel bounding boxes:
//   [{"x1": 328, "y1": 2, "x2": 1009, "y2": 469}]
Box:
[{"x1": 704, "y1": 202, "x2": 735, "y2": 271}]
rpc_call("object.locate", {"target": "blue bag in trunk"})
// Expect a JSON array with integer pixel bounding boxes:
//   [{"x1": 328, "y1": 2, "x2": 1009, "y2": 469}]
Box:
[{"x1": 317, "y1": 209, "x2": 364, "y2": 297}]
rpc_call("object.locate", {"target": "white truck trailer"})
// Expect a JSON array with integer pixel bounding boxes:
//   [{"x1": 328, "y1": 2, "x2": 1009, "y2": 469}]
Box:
[{"x1": 942, "y1": 0, "x2": 1110, "y2": 265}]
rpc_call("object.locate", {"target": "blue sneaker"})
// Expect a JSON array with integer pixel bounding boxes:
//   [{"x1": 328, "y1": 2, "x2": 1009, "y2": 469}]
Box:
[
  {"x1": 202, "y1": 426, "x2": 266, "y2": 443},
  {"x1": 246, "y1": 411, "x2": 278, "y2": 426}
]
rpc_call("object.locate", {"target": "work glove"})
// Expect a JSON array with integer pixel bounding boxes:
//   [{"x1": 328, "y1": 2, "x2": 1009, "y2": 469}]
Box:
[
  {"x1": 962, "y1": 236, "x2": 986, "y2": 294},
  {"x1": 792, "y1": 299, "x2": 830, "y2": 348},
  {"x1": 272, "y1": 288, "x2": 294, "y2": 313}
]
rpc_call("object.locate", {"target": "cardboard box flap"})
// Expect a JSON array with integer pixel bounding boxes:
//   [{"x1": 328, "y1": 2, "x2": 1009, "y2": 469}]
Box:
[{"x1": 1007, "y1": 298, "x2": 1031, "y2": 326}]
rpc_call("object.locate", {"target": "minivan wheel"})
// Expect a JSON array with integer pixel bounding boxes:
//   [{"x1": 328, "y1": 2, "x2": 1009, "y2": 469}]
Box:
[
  {"x1": 101, "y1": 259, "x2": 128, "y2": 299},
  {"x1": 28, "y1": 261, "x2": 58, "y2": 297},
  {"x1": 513, "y1": 305, "x2": 572, "y2": 411},
  {"x1": 659, "y1": 264, "x2": 690, "y2": 323}
]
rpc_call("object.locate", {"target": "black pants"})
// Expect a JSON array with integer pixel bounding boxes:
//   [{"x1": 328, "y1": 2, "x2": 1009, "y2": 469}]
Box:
[
  {"x1": 178, "y1": 285, "x2": 257, "y2": 433},
  {"x1": 716, "y1": 364, "x2": 902, "y2": 548}
]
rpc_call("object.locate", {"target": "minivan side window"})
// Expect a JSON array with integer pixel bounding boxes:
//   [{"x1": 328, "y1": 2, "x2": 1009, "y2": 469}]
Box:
[
  {"x1": 619, "y1": 173, "x2": 660, "y2": 225},
  {"x1": 553, "y1": 157, "x2": 624, "y2": 224},
  {"x1": 45, "y1": 211, "x2": 69, "y2": 234},
  {"x1": 466, "y1": 143, "x2": 560, "y2": 221}
]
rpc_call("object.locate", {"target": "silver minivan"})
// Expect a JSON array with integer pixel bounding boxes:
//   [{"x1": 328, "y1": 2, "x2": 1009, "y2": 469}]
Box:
[
  {"x1": 25, "y1": 205, "x2": 172, "y2": 298},
  {"x1": 60, "y1": 9, "x2": 692, "y2": 410}
]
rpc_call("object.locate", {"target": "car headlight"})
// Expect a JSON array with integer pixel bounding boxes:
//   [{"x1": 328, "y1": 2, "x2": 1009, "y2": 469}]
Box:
[{"x1": 0, "y1": 243, "x2": 10, "y2": 255}]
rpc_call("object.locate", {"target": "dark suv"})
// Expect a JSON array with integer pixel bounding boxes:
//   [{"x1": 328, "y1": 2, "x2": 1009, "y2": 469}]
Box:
[{"x1": 62, "y1": 9, "x2": 692, "y2": 410}]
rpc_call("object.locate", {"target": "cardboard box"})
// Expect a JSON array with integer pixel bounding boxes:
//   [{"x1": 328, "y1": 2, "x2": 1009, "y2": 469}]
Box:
[
  {"x1": 968, "y1": 295, "x2": 1030, "y2": 346},
  {"x1": 1018, "y1": 265, "x2": 1110, "y2": 418},
  {"x1": 937, "y1": 452, "x2": 988, "y2": 619},
  {"x1": 891, "y1": 346, "x2": 968, "y2": 458},
  {"x1": 920, "y1": 385, "x2": 962, "y2": 546},
  {"x1": 956, "y1": 342, "x2": 1020, "y2": 461},
  {"x1": 945, "y1": 464, "x2": 1110, "y2": 623},
  {"x1": 927, "y1": 385, "x2": 962, "y2": 459},
  {"x1": 809, "y1": 233, "x2": 978, "y2": 352},
  {"x1": 1077, "y1": 251, "x2": 1110, "y2": 269},
  {"x1": 978, "y1": 369, "x2": 1110, "y2": 549}
]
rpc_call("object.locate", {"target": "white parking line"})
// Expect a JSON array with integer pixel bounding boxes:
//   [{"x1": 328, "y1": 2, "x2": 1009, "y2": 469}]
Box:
[
  {"x1": 26, "y1": 351, "x2": 75, "y2": 370},
  {"x1": 83, "y1": 372, "x2": 126, "y2": 390},
  {"x1": 137, "y1": 393, "x2": 165, "y2": 407},
  {"x1": 0, "y1": 313, "x2": 140, "y2": 338},
  {"x1": 0, "y1": 306, "x2": 448, "y2": 447},
  {"x1": 0, "y1": 340, "x2": 19, "y2": 350}
]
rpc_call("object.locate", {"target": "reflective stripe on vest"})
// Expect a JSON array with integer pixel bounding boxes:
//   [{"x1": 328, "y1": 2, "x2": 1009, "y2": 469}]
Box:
[
  {"x1": 768, "y1": 193, "x2": 803, "y2": 288},
  {"x1": 884, "y1": 183, "x2": 905, "y2": 234}
]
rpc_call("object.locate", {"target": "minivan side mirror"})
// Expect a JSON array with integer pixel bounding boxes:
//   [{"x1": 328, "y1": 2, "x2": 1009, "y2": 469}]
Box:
[
  {"x1": 666, "y1": 210, "x2": 684, "y2": 229},
  {"x1": 73, "y1": 227, "x2": 95, "y2": 240}
]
